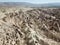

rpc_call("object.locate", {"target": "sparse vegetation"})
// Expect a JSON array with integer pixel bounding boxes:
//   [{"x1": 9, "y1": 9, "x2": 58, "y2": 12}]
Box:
[{"x1": 0, "y1": 7, "x2": 60, "y2": 45}]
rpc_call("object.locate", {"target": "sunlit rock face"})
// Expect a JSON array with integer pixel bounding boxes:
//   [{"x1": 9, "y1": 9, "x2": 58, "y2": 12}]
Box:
[{"x1": 0, "y1": 7, "x2": 60, "y2": 45}]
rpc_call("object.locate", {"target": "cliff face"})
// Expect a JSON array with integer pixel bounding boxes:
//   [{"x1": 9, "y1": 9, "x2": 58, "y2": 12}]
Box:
[{"x1": 0, "y1": 7, "x2": 60, "y2": 45}]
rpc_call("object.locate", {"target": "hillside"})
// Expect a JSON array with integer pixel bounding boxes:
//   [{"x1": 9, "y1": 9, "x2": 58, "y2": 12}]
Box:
[{"x1": 0, "y1": 7, "x2": 60, "y2": 45}]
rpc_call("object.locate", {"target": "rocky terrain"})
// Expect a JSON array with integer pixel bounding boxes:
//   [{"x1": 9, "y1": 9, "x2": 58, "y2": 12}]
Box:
[{"x1": 0, "y1": 7, "x2": 60, "y2": 45}]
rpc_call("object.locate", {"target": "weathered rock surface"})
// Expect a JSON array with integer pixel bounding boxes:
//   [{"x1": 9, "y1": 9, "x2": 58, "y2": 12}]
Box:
[{"x1": 0, "y1": 7, "x2": 60, "y2": 45}]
